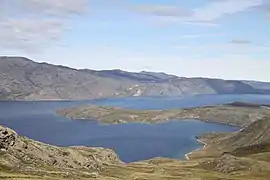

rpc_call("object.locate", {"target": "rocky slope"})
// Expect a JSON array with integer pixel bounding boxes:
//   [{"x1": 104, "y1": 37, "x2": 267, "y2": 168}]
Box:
[
  {"x1": 189, "y1": 115, "x2": 270, "y2": 178},
  {"x1": 195, "y1": 116, "x2": 270, "y2": 154},
  {"x1": 0, "y1": 57, "x2": 138, "y2": 100},
  {"x1": 212, "y1": 117, "x2": 270, "y2": 153},
  {"x1": 0, "y1": 125, "x2": 122, "y2": 172},
  {"x1": 57, "y1": 102, "x2": 270, "y2": 126},
  {"x1": 1, "y1": 56, "x2": 270, "y2": 100}
]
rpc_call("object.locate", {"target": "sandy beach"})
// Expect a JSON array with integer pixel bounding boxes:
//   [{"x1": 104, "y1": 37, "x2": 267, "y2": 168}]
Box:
[{"x1": 185, "y1": 138, "x2": 207, "y2": 160}]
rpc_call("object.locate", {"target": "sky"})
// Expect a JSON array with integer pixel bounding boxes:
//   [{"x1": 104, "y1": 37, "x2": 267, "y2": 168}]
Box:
[{"x1": 0, "y1": 0, "x2": 270, "y2": 81}]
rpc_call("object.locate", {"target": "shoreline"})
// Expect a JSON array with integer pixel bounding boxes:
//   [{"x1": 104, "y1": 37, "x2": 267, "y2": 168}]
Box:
[
  {"x1": 184, "y1": 122, "x2": 247, "y2": 161},
  {"x1": 185, "y1": 138, "x2": 208, "y2": 160}
]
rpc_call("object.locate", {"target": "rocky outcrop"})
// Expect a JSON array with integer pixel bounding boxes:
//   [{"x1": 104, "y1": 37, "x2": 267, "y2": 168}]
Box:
[
  {"x1": 199, "y1": 154, "x2": 253, "y2": 174},
  {"x1": 0, "y1": 126, "x2": 17, "y2": 151},
  {"x1": 0, "y1": 125, "x2": 123, "y2": 172}
]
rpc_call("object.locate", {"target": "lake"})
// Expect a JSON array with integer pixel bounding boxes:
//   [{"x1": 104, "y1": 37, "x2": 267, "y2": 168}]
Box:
[{"x1": 1, "y1": 94, "x2": 270, "y2": 162}]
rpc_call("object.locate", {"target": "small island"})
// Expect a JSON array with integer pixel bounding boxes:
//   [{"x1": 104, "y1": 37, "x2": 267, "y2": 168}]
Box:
[{"x1": 57, "y1": 102, "x2": 270, "y2": 127}]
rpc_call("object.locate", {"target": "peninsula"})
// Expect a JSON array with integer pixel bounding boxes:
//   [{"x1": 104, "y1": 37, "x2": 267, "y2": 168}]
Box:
[{"x1": 57, "y1": 102, "x2": 270, "y2": 127}]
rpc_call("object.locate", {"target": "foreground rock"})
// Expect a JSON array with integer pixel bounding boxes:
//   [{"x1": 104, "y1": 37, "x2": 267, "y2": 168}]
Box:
[
  {"x1": 57, "y1": 102, "x2": 270, "y2": 126},
  {"x1": 0, "y1": 125, "x2": 122, "y2": 174}
]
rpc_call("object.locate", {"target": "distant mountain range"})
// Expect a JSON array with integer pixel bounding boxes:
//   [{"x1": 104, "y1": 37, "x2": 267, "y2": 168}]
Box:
[{"x1": 1, "y1": 56, "x2": 270, "y2": 100}]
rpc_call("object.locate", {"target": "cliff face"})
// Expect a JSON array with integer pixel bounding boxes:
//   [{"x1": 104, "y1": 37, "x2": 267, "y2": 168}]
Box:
[{"x1": 1, "y1": 56, "x2": 270, "y2": 100}]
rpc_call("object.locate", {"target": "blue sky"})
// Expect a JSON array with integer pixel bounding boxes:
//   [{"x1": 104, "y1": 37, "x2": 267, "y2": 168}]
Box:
[{"x1": 0, "y1": 0, "x2": 270, "y2": 81}]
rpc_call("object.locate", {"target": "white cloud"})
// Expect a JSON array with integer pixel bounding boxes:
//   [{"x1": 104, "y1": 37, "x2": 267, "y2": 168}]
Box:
[
  {"x1": 133, "y1": 5, "x2": 190, "y2": 17},
  {"x1": 179, "y1": 33, "x2": 223, "y2": 39},
  {"x1": 175, "y1": 38, "x2": 269, "y2": 48},
  {"x1": 230, "y1": 40, "x2": 270, "y2": 48},
  {"x1": 0, "y1": 0, "x2": 88, "y2": 52},
  {"x1": 0, "y1": 19, "x2": 66, "y2": 52},
  {"x1": 182, "y1": 20, "x2": 218, "y2": 26},
  {"x1": 256, "y1": 0, "x2": 270, "y2": 18},
  {"x1": 192, "y1": 0, "x2": 263, "y2": 22},
  {"x1": 231, "y1": 39, "x2": 253, "y2": 44},
  {"x1": 0, "y1": 0, "x2": 87, "y2": 17},
  {"x1": 134, "y1": 0, "x2": 264, "y2": 25}
]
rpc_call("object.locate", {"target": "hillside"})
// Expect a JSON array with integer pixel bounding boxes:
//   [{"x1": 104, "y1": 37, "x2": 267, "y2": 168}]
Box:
[
  {"x1": 0, "y1": 125, "x2": 123, "y2": 179},
  {"x1": 1, "y1": 56, "x2": 270, "y2": 100},
  {"x1": 217, "y1": 117, "x2": 270, "y2": 151},
  {"x1": 188, "y1": 115, "x2": 270, "y2": 177}
]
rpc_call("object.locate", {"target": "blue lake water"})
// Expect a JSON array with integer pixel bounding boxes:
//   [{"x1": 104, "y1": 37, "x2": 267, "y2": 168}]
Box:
[{"x1": 1, "y1": 94, "x2": 270, "y2": 162}]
